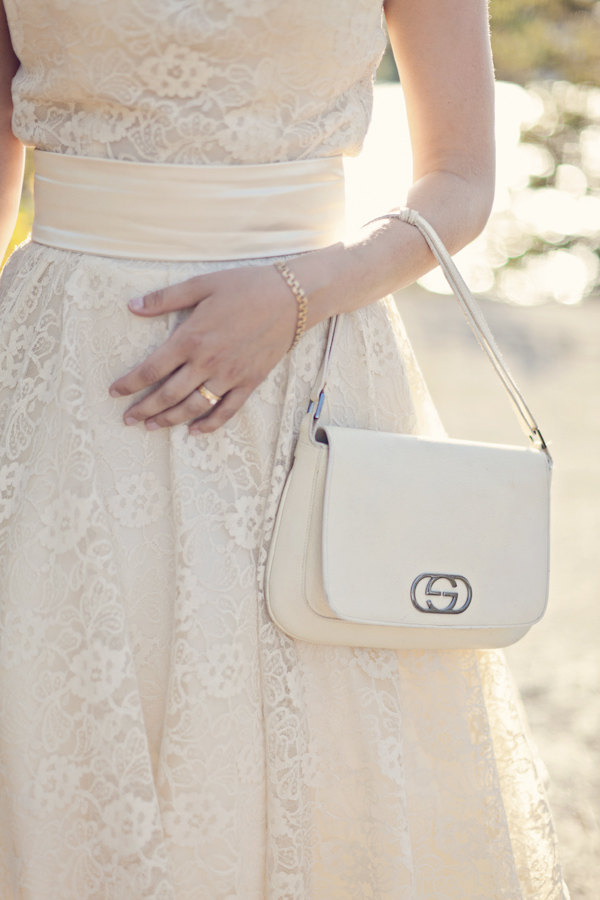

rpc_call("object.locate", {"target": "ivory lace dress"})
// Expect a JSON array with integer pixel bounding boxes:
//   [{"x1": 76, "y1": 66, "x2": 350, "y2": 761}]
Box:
[{"x1": 0, "y1": 1, "x2": 569, "y2": 898}]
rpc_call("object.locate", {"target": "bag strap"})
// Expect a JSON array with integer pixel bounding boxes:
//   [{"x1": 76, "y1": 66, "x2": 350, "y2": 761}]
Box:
[{"x1": 308, "y1": 207, "x2": 551, "y2": 459}]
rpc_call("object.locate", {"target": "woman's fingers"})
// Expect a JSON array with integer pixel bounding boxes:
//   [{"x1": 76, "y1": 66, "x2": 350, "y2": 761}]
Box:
[
  {"x1": 189, "y1": 386, "x2": 252, "y2": 435},
  {"x1": 126, "y1": 377, "x2": 248, "y2": 434},
  {"x1": 142, "y1": 380, "x2": 228, "y2": 430},
  {"x1": 121, "y1": 364, "x2": 208, "y2": 425},
  {"x1": 109, "y1": 328, "x2": 196, "y2": 399},
  {"x1": 109, "y1": 262, "x2": 299, "y2": 433},
  {"x1": 128, "y1": 274, "x2": 210, "y2": 317}
]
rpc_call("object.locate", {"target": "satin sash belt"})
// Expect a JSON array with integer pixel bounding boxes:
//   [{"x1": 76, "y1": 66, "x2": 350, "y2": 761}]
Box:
[{"x1": 32, "y1": 150, "x2": 346, "y2": 261}]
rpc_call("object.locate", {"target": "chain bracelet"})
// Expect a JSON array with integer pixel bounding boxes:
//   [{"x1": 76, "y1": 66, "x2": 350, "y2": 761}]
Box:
[{"x1": 274, "y1": 261, "x2": 308, "y2": 351}]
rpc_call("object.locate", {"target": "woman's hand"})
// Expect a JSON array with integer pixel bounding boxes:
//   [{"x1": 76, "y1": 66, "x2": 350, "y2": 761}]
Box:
[
  {"x1": 109, "y1": 0, "x2": 497, "y2": 439},
  {"x1": 108, "y1": 263, "x2": 300, "y2": 434}
]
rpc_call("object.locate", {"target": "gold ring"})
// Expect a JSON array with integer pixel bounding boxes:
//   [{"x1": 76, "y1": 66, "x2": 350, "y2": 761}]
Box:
[{"x1": 196, "y1": 383, "x2": 222, "y2": 406}]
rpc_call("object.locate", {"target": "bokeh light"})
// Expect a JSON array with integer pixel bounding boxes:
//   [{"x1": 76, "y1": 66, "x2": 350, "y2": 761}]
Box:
[{"x1": 345, "y1": 80, "x2": 600, "y2": 305}]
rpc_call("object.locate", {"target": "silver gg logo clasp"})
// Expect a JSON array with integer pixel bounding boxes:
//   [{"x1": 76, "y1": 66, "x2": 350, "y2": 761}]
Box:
[{"x1": 410, "y1": 573, "x2": 472, "y2": 614}]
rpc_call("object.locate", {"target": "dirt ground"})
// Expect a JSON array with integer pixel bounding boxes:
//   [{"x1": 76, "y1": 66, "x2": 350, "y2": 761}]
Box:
[{"x1": 395, "y1": 287, "x2": 600, "y2": 900}]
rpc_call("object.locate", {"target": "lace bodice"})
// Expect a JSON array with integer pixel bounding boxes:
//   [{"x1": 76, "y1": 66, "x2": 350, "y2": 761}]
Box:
[{"x1": 5, "y1": 0, "x2": 387, "y2": 164}]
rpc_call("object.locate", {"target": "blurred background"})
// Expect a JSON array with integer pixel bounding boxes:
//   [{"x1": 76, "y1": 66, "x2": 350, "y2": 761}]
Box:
[{"x1": 2, "y1": 2, "x2": 599, "y2": 897}]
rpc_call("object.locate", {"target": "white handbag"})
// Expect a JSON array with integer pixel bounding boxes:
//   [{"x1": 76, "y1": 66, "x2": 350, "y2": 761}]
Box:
[{"x1": 265, "y1": 208, "x2": 553, "y2": 650}]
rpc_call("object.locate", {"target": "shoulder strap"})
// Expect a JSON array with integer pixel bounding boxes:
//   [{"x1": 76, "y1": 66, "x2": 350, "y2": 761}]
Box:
[{"x1": 309, "y1": 207, "x2": 551, "y2": 459}]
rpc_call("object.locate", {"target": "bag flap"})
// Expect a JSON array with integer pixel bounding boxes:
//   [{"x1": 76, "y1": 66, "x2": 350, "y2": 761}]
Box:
[{"x1": 319, "y1": 426, "x2": 551, "y2": 630}]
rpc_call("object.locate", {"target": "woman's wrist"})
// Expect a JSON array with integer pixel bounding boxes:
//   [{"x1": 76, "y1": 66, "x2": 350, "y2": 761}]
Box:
[
  {"x1": 284, "y1": 168, "x2": 494, "y2": 331},
  {"x1": 285, "y1": 216, "x2": 428, "y2": 330}
]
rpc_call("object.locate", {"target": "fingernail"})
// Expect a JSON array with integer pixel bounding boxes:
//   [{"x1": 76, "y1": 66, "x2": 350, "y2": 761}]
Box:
[
  {"x1": 129, "y1": 296, "x2": 145, "y2": 311},
  {"x1": 109, "y1": 387, "x2": 122, "y2": 398},
  {"x1": 145, "y1": 421, "x2": 160, "y2": 431},
  {"x1": 124, "y1": 416, "x2": 137, "y2": 426}
]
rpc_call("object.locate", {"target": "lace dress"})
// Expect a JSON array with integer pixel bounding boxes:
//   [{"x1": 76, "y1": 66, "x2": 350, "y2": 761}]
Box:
[{"x1": 0, "y1": 1, "x2": 569, "y2": 898}]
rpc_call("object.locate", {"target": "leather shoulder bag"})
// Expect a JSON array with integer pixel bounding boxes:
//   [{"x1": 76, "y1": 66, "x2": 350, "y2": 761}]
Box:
[{"x1": 265, "y1": 208, "x2": 553, "y2": 650}]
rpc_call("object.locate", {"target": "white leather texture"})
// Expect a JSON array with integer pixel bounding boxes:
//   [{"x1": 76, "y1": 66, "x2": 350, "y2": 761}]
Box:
[
  {"x1": 322, "y1": 426, "x2": 550, "y2": 627},
  {"x1": 265, "y1": 415, "x2": 551, "y2": 649},
  {"x1": 265, "y1": 208, "x2": 553, "y2": 650}
]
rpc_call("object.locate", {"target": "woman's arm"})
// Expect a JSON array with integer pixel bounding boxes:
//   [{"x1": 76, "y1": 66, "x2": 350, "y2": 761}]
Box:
[
  {"x1": 0, "y1": 0, "x2": 25, "y2": 260},
  {"x1": 387, "y1": 0, "x2": 496, "y2": 235},
  {"x1": 110, "y1": 0, "x2": 495, "y2": 433},
  {"x1": 292, "y1": 0, "x2": 496, "y2": 323}
]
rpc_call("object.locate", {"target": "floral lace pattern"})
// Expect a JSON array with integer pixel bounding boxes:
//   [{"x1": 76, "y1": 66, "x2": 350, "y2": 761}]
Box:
[
  {"x1": 0, "y1": 242, "x2": 569, "y2": 899},
  {"x1": 4, "y1": 0, "x2": 387, "y2": 164}
]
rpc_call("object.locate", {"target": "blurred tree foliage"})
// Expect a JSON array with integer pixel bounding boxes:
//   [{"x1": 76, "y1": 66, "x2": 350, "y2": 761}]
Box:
[
  {"x1": 378, "y1": 1, "x2": 600, "y2": 86},
  {"x1": 490, "y1": 0, "x2": 600, "y2": 85}
]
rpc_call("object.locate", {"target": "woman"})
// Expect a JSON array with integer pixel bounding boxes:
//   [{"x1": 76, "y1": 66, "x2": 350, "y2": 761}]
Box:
[{"x1": 0, "y1": 0, "x2": 568, "y2": 897}]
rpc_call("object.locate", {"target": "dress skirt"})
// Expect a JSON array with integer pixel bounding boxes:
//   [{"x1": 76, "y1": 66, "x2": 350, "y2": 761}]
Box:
[{"x1": 0, "y1": 238, "x2": 568, "y2": 899}]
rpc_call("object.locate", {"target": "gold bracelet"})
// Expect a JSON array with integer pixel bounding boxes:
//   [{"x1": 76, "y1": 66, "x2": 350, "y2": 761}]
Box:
[{"x1": 274, "y1": 261, "x2": 308, "y2": 351}]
